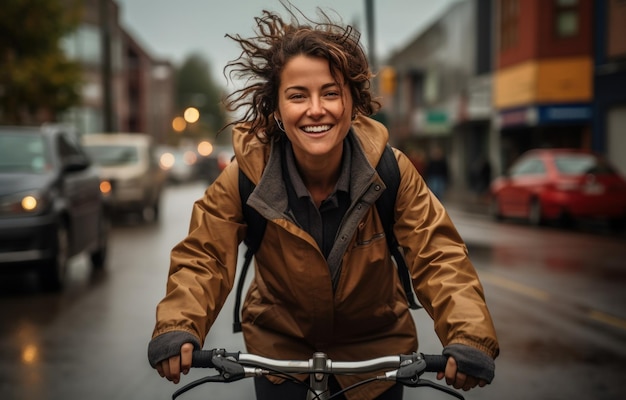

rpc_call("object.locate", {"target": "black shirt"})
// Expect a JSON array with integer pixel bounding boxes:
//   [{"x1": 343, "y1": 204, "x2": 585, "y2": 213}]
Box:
[{"x1": 282, "y1": 138, "x2": 351, "y2": 259}]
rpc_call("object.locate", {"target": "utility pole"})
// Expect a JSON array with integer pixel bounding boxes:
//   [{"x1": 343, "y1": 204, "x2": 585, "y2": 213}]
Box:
[
  {"x1": 365, "y1": 0, "x2": 377, "y2": 72},
  {"x1": 99, "y1": 0, "x2": 114, "y2": 132}
]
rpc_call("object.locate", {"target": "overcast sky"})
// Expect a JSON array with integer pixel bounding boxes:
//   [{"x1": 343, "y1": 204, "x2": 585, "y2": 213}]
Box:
[{"x1": 115, "y1": 0, "x2": 457, "y2": 83}]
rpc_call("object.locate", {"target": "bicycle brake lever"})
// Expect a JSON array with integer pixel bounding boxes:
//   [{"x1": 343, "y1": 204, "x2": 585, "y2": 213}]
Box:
[
  {"x1": 172, "y1": 375, "x2": 224, "y2": 400},
  {"x1": 393, "y1": 360, "x2": 464, "y2": 400},
  {"x1": 393, "y1": 358, "x2": 426, "y2": 385},
  {"x1": 409, "y1": 379, "x2": 465, "y2": 400},
  {"x1": 212, "y1": 356, "x2": 245, "y2": 382},
  {"x1": 171, "y1": 358, "x2": 245, "y2": 400}
]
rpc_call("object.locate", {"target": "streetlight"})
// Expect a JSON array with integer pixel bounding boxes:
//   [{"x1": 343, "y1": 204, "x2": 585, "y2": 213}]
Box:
[
  {"x1": 184, "y1": 107, "x2": 200, "y2": 124},
  {"x1": 172, "y1": 116, "x2": 186, "y2": 133}
]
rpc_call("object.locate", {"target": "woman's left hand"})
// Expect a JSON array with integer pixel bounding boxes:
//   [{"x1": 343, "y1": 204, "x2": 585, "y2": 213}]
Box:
[{"x1": 436, "y1": 356, "x2": 488, "y2": 391}]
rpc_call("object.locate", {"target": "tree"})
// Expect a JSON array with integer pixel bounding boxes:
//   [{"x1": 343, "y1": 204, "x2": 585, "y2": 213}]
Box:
[
  {"x1": 175, "y1": 53, "x2": 227, "y2": 144},
  {"x1": 0, "y1": 0, "x2": 82, "y2": 125}
]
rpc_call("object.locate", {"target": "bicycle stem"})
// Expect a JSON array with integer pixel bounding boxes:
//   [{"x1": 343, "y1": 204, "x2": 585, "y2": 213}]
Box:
[{"x1": 308, "y1": 352, "x2": 330, "y2": 400}]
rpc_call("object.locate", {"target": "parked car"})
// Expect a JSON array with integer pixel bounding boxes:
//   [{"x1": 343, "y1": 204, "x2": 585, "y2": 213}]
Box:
[
  {"x1": 0, "y1": 124, "x2": 109, "y2": 290},
  {"x1": 489, "y1": 148, "x2": 626, "y2": 228},
  {"x1": 81, "y1": 133, "x2": 165, "y2": 221}
]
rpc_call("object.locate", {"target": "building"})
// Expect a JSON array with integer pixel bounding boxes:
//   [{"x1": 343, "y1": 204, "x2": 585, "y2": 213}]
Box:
[
  {"x1": 593, "y1": 0, "x2": 626, "y2": 175},
  {"x1": 61, "y1": 0, "x2": 175, "y2": 142},
  {"x1": 383, "y1": 0, "x2": 494, "y2": 194},
  {"x1": 493, "y1": 0, "x2": 594, "y2": 171},
  {"x1": 383, "y1": 0, "x2": 625, "y2": 196}
]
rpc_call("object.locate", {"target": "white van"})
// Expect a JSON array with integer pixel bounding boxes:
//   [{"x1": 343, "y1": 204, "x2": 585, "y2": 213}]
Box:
[{"x1": 81, "y1": 133, "x2": 165, "y2": 221}]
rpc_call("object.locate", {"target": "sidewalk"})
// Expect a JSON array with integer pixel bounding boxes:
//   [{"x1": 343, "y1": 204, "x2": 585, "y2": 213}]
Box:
[{"x1": 440, "y1": 187, "x2": 490, "y2": 216}]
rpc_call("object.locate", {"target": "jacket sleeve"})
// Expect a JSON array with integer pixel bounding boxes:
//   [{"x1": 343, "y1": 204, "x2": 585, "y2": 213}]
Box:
[
  {"x1": 150, "y1": 161, "x2": 246, "y2": 346},
  {"x1": 393, "y1": 150, "x2": 499, "y2": 359}
]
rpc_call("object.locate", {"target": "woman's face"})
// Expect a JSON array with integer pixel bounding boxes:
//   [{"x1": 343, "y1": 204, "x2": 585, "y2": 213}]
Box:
[{"x1": 275, "y1": 55, "x2": 353, "y2": 161}]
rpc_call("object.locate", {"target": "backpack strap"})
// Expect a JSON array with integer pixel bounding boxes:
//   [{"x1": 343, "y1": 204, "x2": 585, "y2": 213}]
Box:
[
  {"x1": 233, "y1": 146, "x2": 420, "y2": 333},
  {"x1": 232, "y1": 168, "x2": 266, "y2": 333},
  {"x1": 376, "y1": 145, "x2": 421, "y2": 310}
]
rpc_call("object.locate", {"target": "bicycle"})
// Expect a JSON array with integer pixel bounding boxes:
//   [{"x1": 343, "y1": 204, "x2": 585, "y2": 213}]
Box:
[{"x1": 172, "y1": 348, "x2": 465, "y2": 400}]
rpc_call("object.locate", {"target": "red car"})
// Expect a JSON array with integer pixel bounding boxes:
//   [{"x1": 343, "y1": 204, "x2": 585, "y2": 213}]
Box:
[{"x1": 489, "y1": 148, "x2": 626, "y2": 228}]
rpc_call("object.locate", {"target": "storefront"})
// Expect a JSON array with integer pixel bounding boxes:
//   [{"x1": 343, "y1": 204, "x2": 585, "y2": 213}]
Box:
[{"x1": 497, "y1": 103, "x2": 592, "y2": 170}]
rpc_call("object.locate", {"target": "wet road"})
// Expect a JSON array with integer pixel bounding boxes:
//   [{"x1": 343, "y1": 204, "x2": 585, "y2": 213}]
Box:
[{"x1": 1, "y1": 182, "x2": 625, "y2": 400}]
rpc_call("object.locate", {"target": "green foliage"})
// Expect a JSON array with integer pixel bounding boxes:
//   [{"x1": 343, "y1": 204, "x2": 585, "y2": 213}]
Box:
[
  {"x1": 175, "y1": 53, "x2": 227, "y2": 143},
  {"x1": 0, "y1": 0, "x2": 83, "y2": 124}
]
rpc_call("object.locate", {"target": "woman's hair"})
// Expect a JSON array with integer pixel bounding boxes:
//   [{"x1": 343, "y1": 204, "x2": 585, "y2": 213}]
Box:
[{"x1": 222, "y1": 2, "x2": 381, "y2": 143}]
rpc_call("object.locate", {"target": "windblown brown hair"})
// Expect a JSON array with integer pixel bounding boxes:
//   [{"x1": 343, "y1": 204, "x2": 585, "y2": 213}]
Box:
[{"x1": 221, "y1": 2, "x2": 381, "y2": 143}]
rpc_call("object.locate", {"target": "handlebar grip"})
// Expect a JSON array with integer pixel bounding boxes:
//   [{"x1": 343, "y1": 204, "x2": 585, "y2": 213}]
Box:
[
  {"x1": 422, "y1": 354, "x2": 448, "y2": 372},
  {"x1": 191, "y1": 350, "x2": 216, "y2": 368}
]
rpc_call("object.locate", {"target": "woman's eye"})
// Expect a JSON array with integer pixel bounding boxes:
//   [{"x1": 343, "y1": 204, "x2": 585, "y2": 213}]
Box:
[{"x1": 289, "y1": 93, "x2": 305, "y2": 100}]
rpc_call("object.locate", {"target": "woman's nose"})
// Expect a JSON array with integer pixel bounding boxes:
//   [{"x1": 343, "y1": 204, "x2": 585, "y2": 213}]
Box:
[{"x1": 307, "y1": 98, "x2": 325, "y2": 117}]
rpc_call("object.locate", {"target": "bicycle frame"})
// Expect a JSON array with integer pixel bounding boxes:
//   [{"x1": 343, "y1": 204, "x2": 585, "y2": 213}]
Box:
[{"x1": 172, "y1": 348, "x2": 464, "y2": 400}]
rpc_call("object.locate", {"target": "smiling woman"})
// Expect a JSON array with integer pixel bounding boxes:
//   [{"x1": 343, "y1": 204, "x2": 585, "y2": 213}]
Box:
[{"x1": 147, "y1": 4, "x2": 499, "y2": 400}]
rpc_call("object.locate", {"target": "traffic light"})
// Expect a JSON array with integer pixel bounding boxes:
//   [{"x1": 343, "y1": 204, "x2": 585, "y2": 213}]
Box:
[{"x1": 379, "y1": 66, "x2": 397, "y2": 95}]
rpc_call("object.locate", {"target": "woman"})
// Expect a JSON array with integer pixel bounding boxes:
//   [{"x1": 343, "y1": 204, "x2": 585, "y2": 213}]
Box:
[{"x1": 148, "y1": 5, "x2": 499, "y2": 399}]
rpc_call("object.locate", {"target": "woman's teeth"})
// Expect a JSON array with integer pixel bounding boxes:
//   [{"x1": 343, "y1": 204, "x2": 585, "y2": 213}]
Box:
[{"x1": 302, "y1": 125, "x2": 331, "y2": 133}]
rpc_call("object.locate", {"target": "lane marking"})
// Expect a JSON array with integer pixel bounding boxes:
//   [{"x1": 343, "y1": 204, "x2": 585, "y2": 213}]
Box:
[
  {"x1": 480, "y1": 271, "x2": 626, "y2": 332},
  {"x1": 588, "y1": 310, "x2": 626, "y2": 331},
  {"x1": 480, "y1": 272, "x2": 550, "y2": 301}
]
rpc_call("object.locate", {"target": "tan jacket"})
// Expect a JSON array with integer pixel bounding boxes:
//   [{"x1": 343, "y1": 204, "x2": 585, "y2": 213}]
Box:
[{"x1": 152, "y1": 116, "x2": 498, "y2": 399}]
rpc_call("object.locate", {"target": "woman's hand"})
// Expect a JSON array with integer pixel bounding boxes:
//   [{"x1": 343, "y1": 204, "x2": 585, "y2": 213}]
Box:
[
  {"x1": 437, "y1": 356, "x2": 488, "y2": 391},
  {"x1": 155, "y1": 343, "x2": 194, "y2": 384}
]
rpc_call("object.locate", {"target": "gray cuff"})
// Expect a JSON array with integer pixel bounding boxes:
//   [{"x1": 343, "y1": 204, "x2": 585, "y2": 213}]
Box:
[
  {"x1": 147, "y1": 331, "x2": 201, "y2": 368},
  {"x1": 442, "y1": 343, "x2": 495, "y2": 383}
]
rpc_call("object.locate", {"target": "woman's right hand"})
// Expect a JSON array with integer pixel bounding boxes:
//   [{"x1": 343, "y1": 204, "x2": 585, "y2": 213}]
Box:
[{"x1": 155, "y1": 342, "x2": 194, "y2": 384}]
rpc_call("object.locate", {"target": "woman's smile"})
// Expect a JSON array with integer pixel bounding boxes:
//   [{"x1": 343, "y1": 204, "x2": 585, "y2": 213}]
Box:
[
  {"x1": 276, "y1": 54, "x2": 353, "y2": 162},
  {"x1": 301, "y1": 124, "x2": 333, "y2": 134}
]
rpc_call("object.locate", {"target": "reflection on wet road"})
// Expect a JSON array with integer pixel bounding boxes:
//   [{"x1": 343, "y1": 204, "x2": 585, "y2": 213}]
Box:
[{"x1": 0, "y1": 183, "x2": 624, "y2": 400}]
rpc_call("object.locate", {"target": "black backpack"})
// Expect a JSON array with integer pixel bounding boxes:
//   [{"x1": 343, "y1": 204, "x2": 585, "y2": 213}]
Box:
[{"x1": 233, "y1": 145, "x2": 421, "y2": 333}]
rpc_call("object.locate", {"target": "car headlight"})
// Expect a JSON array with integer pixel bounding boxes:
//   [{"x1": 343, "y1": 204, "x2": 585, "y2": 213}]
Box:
[
  {"x1": 0, "y1": 190, "x2": 50, "y2": 216},
  {"x1": 99, "y1": 180, "x2": 113, "y2": 196}
]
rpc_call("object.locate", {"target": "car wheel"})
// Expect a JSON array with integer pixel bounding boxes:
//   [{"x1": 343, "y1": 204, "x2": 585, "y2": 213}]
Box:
[
  {"x1": 556, "y1": 210, "x2": 574, "y2": 228},
  {"x1": 608, "y1": 217, "x2": 625, "y2": 233},
  {"x1": 489, "y1": 195, "x2": 503, "y2": 221},
  {"x1": 528, "y1": 198, "x2": 544, "y2": 226},
  {"x1": 40, "y1": 222, "x2": 70, "y2": 290},
  {"x1": 90, "y1": 212, "x2": 109, "y2": 269}
]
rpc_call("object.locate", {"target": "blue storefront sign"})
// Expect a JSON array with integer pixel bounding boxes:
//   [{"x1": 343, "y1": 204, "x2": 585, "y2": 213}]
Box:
[
  {"x1": 536, "y1": 104, "x2": 592, "y2": 124},
  {"x1": 499, "y1": 104, "x2": 592, "y2": 128}
]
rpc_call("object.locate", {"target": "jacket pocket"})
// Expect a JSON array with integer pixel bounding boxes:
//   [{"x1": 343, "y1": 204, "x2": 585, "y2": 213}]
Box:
[
  {"x1": 354, "y1": 220, "x2": 386, "y2": 247},
  {"x1": 245, "y1": 303, "x2": 302, "y2": 336}
]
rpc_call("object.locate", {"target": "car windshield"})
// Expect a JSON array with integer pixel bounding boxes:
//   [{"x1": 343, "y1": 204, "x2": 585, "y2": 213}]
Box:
[
  {"x1": 84, "y1": 145, "x2": 139, "y2": 166},
  {"x1": 554, "y1": 154, "x2": 615, "y2": 175},
  {"x1": 0, "y1": 133, "x2": 49, "y2": 173}
]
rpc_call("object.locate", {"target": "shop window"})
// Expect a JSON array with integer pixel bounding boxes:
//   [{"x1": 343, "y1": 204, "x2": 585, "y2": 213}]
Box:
[{"x1": 554, "y1": 0, "x2": 580, "y2": 38}]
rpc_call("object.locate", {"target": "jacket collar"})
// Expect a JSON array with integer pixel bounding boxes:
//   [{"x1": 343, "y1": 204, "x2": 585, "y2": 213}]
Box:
[
  {"x1": 232, "y1": 115, "x2": 391, "y2": 221},
  {"x1": 232, "y1": 114, "x2": 390, "y2": 187}
]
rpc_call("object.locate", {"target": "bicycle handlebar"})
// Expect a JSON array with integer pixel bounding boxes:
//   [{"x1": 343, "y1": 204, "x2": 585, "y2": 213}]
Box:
[
  {"x1": 174, "y1": 349, "x2": 462, "y2": 399},
  {"x1": 191, "y1": 349, "x2": 448, "y2": 373}
]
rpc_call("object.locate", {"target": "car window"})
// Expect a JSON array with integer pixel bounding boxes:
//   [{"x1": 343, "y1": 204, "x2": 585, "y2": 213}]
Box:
[
  {"x1": 510, "y1": 157, "x2": 546, "y2": 177},
  {"x1": 84, "y1": 145, "x2": 140, "y2": 166},
  {"x1": 0, "y1": 133, "x2": 49, "y2": 173},
  {"x1": 554, "y1": 154, "x2": 615, "y2": 175}
]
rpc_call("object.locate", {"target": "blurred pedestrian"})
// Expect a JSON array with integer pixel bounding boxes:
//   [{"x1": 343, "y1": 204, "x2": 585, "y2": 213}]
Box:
[
  {"x1": 471, "y1": 155, "x2": 492, "y2": 196},
  {"x1": 425, "y1": 146, "x2": 449, "y2": 200}
]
